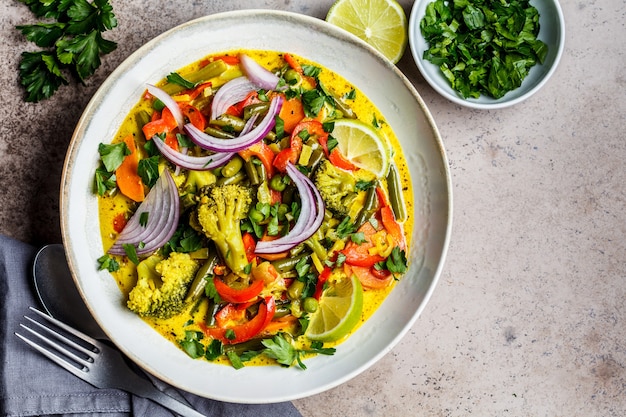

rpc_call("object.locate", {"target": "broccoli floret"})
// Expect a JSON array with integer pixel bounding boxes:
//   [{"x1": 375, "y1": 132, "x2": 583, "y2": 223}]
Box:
[
  {"x1": 313, "y1": 159, "x2": 358, "y2": 217},
  {"x1": 127, "y1": 252, "x2": 200, "y2": 319},
  {"x1": 181, "y1": 170, "x2": 217, "y2": 210},
  {"x1": 195, "y1": 183, "x2": 253, "y2": 277}
]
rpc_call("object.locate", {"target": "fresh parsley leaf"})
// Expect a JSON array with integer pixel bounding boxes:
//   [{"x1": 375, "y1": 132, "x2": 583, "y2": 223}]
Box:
[
  {"x1": 137, "y1": 155, "x2": 160, "y2": 188},
  {"x1": 204, "y1": 339, "x2": 223, "y2": 361},
  {"x1": 226, "y1": 350, "x2": 245, "y2": 369},
  {"x1": 94, "y1": 167, "x2": 116, "y2": 195},
  {"x1": 302, "y1": 64, "x2": 321, "y2": 78},
  {"x1": 336, "y1": 216, "x2": 356, "y2": 239},
  {"x1": 301, "y1": 89, "x2": 326, "y2": 117},
  {"x1": 343, "y1": 89, "x2": 356, "y2": 100},
  {"x1": 18, "y1": 51, "x2": 68, "y2": 102},
  {"x1": 350, "y1": 232, "x2": 366, "y2": 244},
  {"x1": 122, "y1": 243, "x2": 139, "y2": 265},
  {"x1": 326, "y1": 135, "x2": 338, "y2": 154},
  {"x1": 262, "y1": 334, "x2": 299, "y2": 367},
  {"x1": 166, "y1": 72, "x2": 197, "y2": 89},
  {"x1": 204, "y1": 277, "x2": 221, "y2": 304},
  {"x1": 96, "y1": 253, "x2": 119, "y2": 272},
  {"x1": 355, "y1": 179, "x2": 376, "y2": 191},
  {"x1": 139, "y1": 211, "x2": 149, "y2": 227},
  {"x1": 98, "y1": 142, "x2": 129, "y2": 172},
  {"x1": 16, "y1": 0, "x2": 117, "y2": 101},
  {"x1": 180, "y1": 331, "x2": 205, "y2": 359},
  {"x1": 386, "y1": 246, "x2": 408, "y2": 274}
]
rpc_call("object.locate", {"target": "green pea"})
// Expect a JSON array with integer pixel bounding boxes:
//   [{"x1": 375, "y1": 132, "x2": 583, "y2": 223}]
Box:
[
  {"x1": 302, "y1": 297, "x2": 319, "y2": 313},
  {"x1": 269, "y1": 174, "x2": 287, "y2": 191}
]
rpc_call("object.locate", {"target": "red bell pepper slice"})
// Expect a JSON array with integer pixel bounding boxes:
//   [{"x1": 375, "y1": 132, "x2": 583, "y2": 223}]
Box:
[
  {"x1": 207, "y1": 296, "x2": 276, "y2": 345},
  {"x1": 179, "y1": 103, "x2": 206, "y2": 131},
  {"x1": 318, "y1": 134, "x2": 357, "y2": 171},
  {"x1": 341, "y1": 221, "x2": 386, "y2": 267},
  {"x1": 313, "y1": 266, "x2": 332, "y2": 300},
  {"x1": 213, "y1": 276, "x2": 264, "y2": 304},
  {"x1": 242, "y1": 232, "x2": 257, "y2": 263},
  {"x1": 380, "y1": 205, "x2": 406, "y2": 250}
]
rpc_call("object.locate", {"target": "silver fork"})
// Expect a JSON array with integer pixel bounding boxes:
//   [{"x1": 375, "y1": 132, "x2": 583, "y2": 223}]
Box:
[{"x1": 15, "y1": 307, "x2": 207, "y2": 417}]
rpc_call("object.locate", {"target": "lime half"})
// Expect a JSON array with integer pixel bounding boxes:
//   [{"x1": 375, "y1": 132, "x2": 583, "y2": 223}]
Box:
[
  {"x1": 326, "y1": 0, "x2": 408, "y2": 64},
  {"x1": 306, "y1": 274, "x2": 363, "y2": 342},
  {"x1": 332, "y1": 119, "x2": 390, "y2": 178}
]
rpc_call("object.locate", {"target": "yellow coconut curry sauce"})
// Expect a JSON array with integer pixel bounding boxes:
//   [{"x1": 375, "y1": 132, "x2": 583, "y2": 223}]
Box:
[{"x1": 96, "y1": 50, "x2": 413, "y2": 368}]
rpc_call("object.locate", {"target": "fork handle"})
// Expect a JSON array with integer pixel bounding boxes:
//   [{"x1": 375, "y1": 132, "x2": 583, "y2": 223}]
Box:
[{"x1": 127, "y1": 377, "x2": 208, "y2": 417}]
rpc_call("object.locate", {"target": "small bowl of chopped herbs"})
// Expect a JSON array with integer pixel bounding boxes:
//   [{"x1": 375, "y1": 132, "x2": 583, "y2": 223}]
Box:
[{"x1": 408, "y1": 0, "x2": 565, "y2": 109}]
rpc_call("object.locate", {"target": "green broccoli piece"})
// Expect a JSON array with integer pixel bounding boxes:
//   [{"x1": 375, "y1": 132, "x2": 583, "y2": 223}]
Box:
[
  {"x1": 127, "y1": 252, "x2": 200, "y2": 319},
  {"x1": 181, "y1": 170, "x2": 217, "y2": 210},
  {"x1": 195, "y1": 183, "x2": 253, "y2": 277},
  {"x1": 313, "y1": 159, "x2": 358, "y2": 217}
]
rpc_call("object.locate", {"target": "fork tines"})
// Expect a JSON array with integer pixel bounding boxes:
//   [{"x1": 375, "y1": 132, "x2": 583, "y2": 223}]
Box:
[{"x1": 15, "y1": 307, "x2": 99, "y2": 375}]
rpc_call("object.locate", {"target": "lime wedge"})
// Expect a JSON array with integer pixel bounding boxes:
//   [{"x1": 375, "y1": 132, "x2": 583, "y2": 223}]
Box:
[
  {"x1": 326, "y1": 0, "x2": 408, "y2": 64},
  {"x1": 306, "y1": 273, "x2": 363, "y2": 342},
  {"x1": 332, "y1": 119, "x2": 390, "y2": 178}
]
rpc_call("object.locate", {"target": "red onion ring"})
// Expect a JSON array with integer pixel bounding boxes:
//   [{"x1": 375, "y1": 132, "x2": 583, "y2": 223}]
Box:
[
  {"x1": 152, "y1": 134, "x2": 235, "y2": 170},
  {"x1": 184, "y1": 95, "x2": 283, "y2": 152},
  {"x1": 146, "y1": 84, "x2": 184, "y2": 129},
  {"x1": 254, "y1": 163, "x2": 325, "y2": 254},
  {"x1": 108, "y1": 169, "x2": 180, "y2": 256},
  {"x1": 210, "y1": 76, "x2": 258, "y2": 119},
  {"x1": 240, "y1": 54, "x2": 284, "y2": 91}
]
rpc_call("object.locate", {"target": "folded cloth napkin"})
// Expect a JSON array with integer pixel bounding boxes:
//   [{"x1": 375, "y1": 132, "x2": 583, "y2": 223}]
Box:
[{"x1": 0, "y1": 235, "x2": 303, "y2": 417}]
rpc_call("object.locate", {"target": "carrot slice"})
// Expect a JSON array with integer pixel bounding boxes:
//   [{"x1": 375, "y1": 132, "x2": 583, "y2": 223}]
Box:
[
  {"x1": 278, "y1": 95, "x2": 305, "y2": 133},
  {"x1": 115, "y1": 134, "x2": 145, "y2": 202}
]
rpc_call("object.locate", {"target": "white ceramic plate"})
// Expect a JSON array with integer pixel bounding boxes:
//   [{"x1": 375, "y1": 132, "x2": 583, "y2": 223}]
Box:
[
  {"x1": 409, "y1": 0, "x2": 565, "y2": 109},
  {"x1": 61, "y1": 10, "x2": 452, "y2": 403}
]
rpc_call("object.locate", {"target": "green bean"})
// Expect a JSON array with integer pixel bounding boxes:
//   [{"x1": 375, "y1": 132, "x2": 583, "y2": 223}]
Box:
[
  {"x1": 271, "y1": 253, "x2": 310, "y2": 273},
  {"x1": 354, "y1": 185, "x2": 378, "y2": 228},
  {"x1": 185, "y1": 250, "x2": 219, "y2": 303},
  {"x1": 274, "y1": 303, "x2": 292, "y2": 318},
  {"x1": 206, "y1": 301, "x2": 222, "y2": 327},
  {"x1": 306, "y1": 148, "x2": 325, "y2": 171},
  {"x1": 255, "y1": 160, "x2": 267, "y2": 182},
  {"x1": 287, "y1": 280, "x2": 305, "y2": 300},
  {"x1": 203, "y1": 126, "x2": 235, "y2": 139},
  {"x1": 243, "y1": 102, "x2": 270, "y2": 120},
  {"x1": 216, "y1": 170, "x2": 246, "y2": 186},
  {"x1": 244, "y1": 158, "x2": 261, "y2": 185},
  {"x1": 225, "y1": 339, "x2": 266, "y2": 355},
  {"x1": 269, "y1": 174, "x2": 286, "y2": 192},
  {"x1": 211, "y1": 114, "x2": 246, "y2": 132},
  {"x1": 134, "y1": 110, "x2": 151, "y2": 138},
  {"x1": 211, "y1": 114, "x2": 276, "y2": 141},
  {"x1": 221, "y1": 155, "x2": 244, "y2": 178},
  {"x1": 160, "y1": 60, "x2": 228, "y2": 95},
  {"x1": 386, "y1": 162, "x2": 407, "y2": 221}
]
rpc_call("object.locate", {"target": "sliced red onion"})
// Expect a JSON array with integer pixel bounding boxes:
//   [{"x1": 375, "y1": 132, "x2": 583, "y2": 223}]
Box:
[
  {"x1": 254, "y1": 163, "x2": 325, "y2": 254},
  {"x1": 240, "y1": 54, "x2": 284, "y2": 91},
  {"x1": 108, "y1": 169, "x2": 180, "y2": 256},
  {"x1": 146, "y1": 84, "x2": 185, "y2": 129},
  {"x1": 184, "y1": 95, "x2": 283, "y2": 152},
  {"x1": 210, "y1": 76, "x2": 258, "y2": 119},
  {"x1": 152, "y1": 134, "x2": 234, "y2": 170}
]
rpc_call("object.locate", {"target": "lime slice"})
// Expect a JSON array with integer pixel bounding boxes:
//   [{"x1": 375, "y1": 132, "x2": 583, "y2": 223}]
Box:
[
  {"x1": 306, "y1": 274, "x2": 363, "y2": 342},
  {"x1": 332, "y1": 119, "x2": 390, "y2": 178},
  {"x1": 326, "y1": 0, "x2": 408, "y2": 64}
]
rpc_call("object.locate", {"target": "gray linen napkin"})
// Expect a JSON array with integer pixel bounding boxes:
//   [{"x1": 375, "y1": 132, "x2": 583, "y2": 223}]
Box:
[{"x1": 0, "y1": 235, "x2": 302, "y2": 417}]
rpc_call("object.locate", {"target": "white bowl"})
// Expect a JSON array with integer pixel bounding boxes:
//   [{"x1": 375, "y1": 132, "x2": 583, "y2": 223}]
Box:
[
  {"x1": 61, "y1": 9, "x2": 452, "y2": 403},
  {"x1": 408, "y1": 0, "x2": 565, "y2": 109}
]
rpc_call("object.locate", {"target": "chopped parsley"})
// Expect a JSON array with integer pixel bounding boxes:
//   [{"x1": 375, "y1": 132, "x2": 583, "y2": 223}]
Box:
[{"x1": 420, "y1": 0, "x2": 548, "y2": 99}]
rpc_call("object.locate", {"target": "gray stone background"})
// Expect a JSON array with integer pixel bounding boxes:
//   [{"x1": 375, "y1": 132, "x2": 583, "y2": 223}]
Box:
[{"x1": 1, "y1": 0, "x2": 625, "y2": 416}]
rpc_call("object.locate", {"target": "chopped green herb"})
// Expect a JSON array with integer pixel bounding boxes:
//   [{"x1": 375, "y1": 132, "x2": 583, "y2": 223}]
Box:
[
  {"x1": 98, "y1": 142, "x2": 129, "y2": 172},
  {"x1": 122, "y1": 243, "x2": 139, "y2": 265},
  {"x1": 166, "y1": 72, "x2": 197, "y2": 89},
  {"x1": 139, "y1": 211, "x2": 149, "y2": 227},
  {"x1": 420, "y1": 0, "x2": 548, "y2": 99},
  {"x1": 96, "y1": 254, "x2": 119, "y2": 272}
]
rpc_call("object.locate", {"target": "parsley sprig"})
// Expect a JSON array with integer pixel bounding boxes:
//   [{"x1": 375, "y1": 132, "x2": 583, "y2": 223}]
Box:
[{"x1": 16, "y1": 0, "x2": 118, "y2": 102}]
